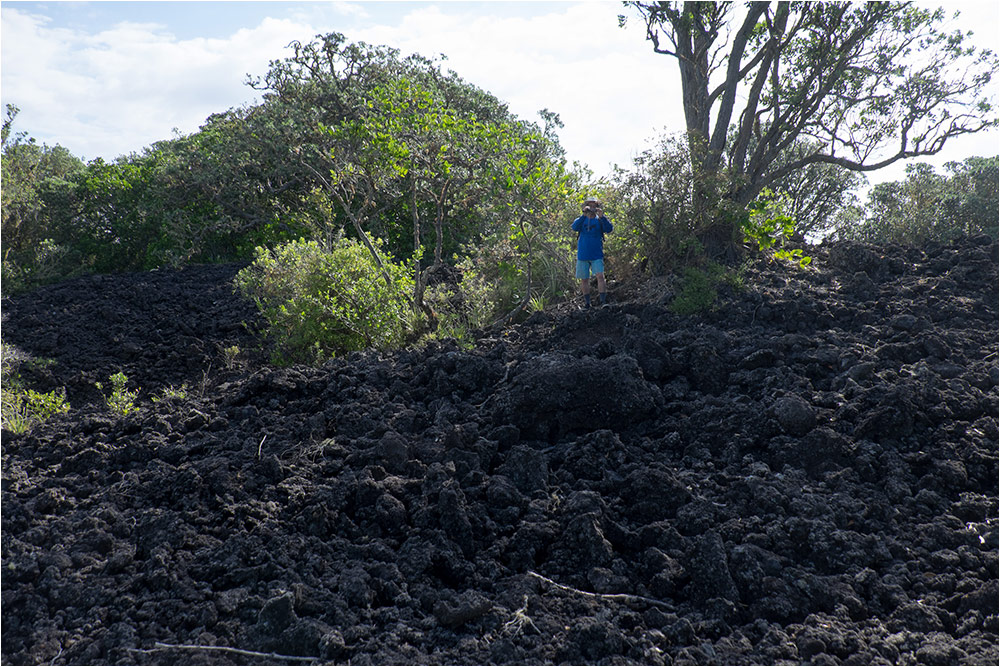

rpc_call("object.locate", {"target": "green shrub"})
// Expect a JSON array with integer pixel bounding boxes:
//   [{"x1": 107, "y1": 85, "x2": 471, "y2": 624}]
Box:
[
  {"x1": 220, "y1": 345, "x2": 241, "y2": 370},
  {"x1": 152, "y1": 384, "x2": 189, "y2": 403},
  {"x1": 1, "y1": 239, "x2": 75, "y2": 297},
  {"x1": 670, "y1": 265, "x2": 719, "y2": 315},
  {"x1": 96, "y1": 371, "x2": 139, "y2": 416},
  {"x1": 423, "y1": 258, "x2": 495, "y2": 347},
  {"x1": 832, "y1": 157, "x2": 999, "y2": 244},
  {"x1": 235, "y1": 237, "x2": 414, "y2": 364},
  {"x1": 2, "y1": 385, "x2": 71, "y2": 434},
  {"x1": 452, "y1": 229, "x2": 574, "y2": 324},
  {"x1": 742, "y1": 189, "x2": 811, "y2": 267},
  {"x1": 1, "y1": 344, "x2": 70, "y2": 433}
]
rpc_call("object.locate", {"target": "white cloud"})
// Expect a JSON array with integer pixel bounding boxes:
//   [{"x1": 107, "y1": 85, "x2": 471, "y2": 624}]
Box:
[{"x1": 1, "y1": 8, "x2": 313, "y2": 160}]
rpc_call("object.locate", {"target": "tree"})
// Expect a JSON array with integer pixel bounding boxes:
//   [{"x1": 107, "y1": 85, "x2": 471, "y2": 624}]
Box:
[
  {"x1": 251, "y1": 32, "x2": 555, "y2": 260},
  {"x1": 2, "y1": 104, "x2": 85, "y2": 291},
  {"x1": 4, "y1": 31, "x2": 577, "y2": 316},
  {"x1": 942, "y1": 155, "x2": 999, "y2": 238},
  {"x1": 311, "y1": 77, "x2": 573, "y2": 322},
  {"x1": 256, "y1": 33, "x2": 577, "y2": 321},
  {"x1": 832, "y1": 155, "x2": 999, "y2": 243},
  {"x1": 160, "y1": 107, "x2": 315, "y2": 258},
  {"x1": 312, "y1": 77, "x2": 492, "y2": 307},
  {"x1": 624, "y1": 1, "x2": 998, "y2": 255}
]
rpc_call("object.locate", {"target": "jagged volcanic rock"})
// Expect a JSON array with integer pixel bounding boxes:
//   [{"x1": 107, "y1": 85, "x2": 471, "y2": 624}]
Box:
[{"x1": 2, "y1": 238, "x2": 997, "y2": 665}]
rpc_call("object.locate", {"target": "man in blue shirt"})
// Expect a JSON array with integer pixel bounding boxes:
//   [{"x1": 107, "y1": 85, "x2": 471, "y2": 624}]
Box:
[{"x1": 572, "y1": 197, "x2": 613, "y2": 308}]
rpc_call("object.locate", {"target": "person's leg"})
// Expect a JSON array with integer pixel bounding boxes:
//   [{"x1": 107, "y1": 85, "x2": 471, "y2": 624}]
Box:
[
  {"x1": 594, "y1": 259, "x2": 607, "y2": 304},
  {"x1": 576, "y1": 261, "x2": 592, "y2": 307}
]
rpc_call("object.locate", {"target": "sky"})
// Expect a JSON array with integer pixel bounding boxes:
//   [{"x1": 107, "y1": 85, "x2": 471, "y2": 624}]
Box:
[{"x1": 2, "y1": 0, "x2": 999, "y2": 184}]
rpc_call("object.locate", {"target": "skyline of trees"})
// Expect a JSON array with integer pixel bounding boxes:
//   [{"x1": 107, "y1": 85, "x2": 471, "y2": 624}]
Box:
[{"x1": 3, "y1": 12, "x2": 998, "y2": 299}]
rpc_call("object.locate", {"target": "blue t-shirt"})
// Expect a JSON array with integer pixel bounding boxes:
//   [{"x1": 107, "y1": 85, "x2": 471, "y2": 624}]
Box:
[{"x1": 572, "y1": 215, "x2": 613, "y2": 261}]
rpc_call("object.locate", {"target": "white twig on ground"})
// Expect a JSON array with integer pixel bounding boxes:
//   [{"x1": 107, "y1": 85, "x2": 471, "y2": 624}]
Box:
[
  {"x1": 527, "y1": 570, "x2": 673, "y2": 610},
  {"x1": 129, "y1": 642, "x2": 320, "y2": 663}
]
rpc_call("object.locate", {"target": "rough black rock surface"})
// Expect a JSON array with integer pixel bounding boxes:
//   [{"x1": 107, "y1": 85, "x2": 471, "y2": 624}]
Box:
[{"x1": 2, "y1": 239, "x2": 998, "y2": 665}]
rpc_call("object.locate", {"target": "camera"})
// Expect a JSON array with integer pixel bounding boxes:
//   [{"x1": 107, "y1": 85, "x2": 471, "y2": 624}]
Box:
[{"x1": 583, "y1": 206, "x2": 594, "y2": 214}]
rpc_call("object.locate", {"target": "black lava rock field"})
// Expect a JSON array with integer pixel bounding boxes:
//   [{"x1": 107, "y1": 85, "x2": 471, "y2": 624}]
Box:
[{"x1": 2, "y1": 238, "x2": 997, "y2": 665}]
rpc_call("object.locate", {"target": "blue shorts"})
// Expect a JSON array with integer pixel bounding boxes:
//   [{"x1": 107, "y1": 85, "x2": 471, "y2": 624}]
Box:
[{"x1": 576, "y1": 259, "x2": 605, "y2": 279}]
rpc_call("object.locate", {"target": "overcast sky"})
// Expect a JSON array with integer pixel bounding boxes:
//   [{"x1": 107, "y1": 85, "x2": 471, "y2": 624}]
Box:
[{"x1": 2, "y1": 0, "x2": 998, "y2": 183}]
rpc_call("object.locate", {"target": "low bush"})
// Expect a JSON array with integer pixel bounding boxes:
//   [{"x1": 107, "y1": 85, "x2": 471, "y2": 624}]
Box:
[
  {"x1": 670, "y1": 265, "x2": 721, "y2": 315},
  {"x1": 96, "y1": 371, "x2": 139, "y2": 416},
  {"x1": 1, "y1": 344, "x2": 70, "y2": 434},
  {"x1": 2, "y1": 386, "x2": 71, "y2": 435},
  {"x1": 742, "y1": 189, "x2": 812, "y2": 267},
  {"x1": 235, "y1": 237, "x2": 414, "y2": 364},
  {"x1": 422, "y1": 258, "x2": 495, "y2": 347}
]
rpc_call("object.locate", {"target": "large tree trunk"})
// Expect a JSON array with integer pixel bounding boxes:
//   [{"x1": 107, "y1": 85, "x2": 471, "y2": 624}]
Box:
[{"x1": 673, "y1": 2, "x2": 768, "y2": 261}]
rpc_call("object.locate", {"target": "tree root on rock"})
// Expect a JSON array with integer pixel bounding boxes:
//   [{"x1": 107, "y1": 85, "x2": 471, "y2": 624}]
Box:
[
  {"x1": 128, "y1": 642, "x2": 320, "y2": 663},
  {"x1": 528, "y1": 570, "x2": 673, "y2": 611}
]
